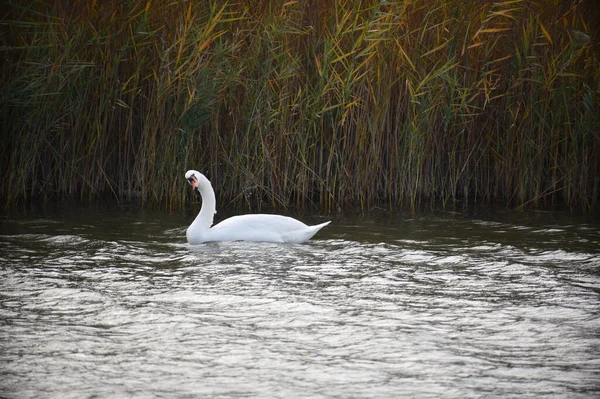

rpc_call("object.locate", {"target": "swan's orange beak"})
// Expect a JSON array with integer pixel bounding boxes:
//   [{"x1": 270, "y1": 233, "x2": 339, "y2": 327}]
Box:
[{"x1": 187, "y1": 175, "x2": 199, "y2": 192}]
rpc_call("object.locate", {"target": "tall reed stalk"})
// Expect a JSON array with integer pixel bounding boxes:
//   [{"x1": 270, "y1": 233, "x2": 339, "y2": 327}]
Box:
[{"x1": 2, "y1": 0, "x2": 599, "y2": 212}]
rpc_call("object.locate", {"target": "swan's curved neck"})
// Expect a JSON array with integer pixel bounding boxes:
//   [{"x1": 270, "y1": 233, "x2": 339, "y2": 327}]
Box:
[{"x1": 192, "y1": 176, "x2": 216, "y2": 231}]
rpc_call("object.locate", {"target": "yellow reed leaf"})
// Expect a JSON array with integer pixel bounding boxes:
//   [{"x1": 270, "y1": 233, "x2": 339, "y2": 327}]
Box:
[
  {"x1": 331, "y1": 49, "x2": 356, "y2": 65},
  {"x1": 395, "y1": 39, "x2": 416, "y2": 72},
  {"x1": 475, "y1": 27, "x2": 511, "y2": 37},
  {"x1": 314, "y1": 55, "x2": 322, "y2": 76},
  {"x1": 197, "y1": 30, "x2": 226, "y2": 53},
  {"x1": 489, "y1": 93, "x2": 507, "y2": 101},
  {"x1": 489, "y1": 8, "x2": 520, "y2": 20},
  {"x1": 115, "y1": 99, "x2": 130, "y2": 109},
  {"x1": 556, "y1": 72, "x2": 583, "y2": 78},
  {"x1": 538, "y1": 20, "x2": 552, "y2": 44},
  {"x1": 422, "y1": 40, "x2": 449, "y2": 57},
  {"x1": 319, "y1": 103, "x2": 343, "y2": 115},
  {"x1": 486, "y1": 55, "x2": 512, "y2": 65},
  {"x1": 467, "y1": 41, "x2": 485, "y2": 50}
]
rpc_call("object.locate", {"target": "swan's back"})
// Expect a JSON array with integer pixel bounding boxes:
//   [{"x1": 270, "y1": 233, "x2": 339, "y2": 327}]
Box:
[{"x1": 205, "y1": 214, "x2": 329, "y2": 243}]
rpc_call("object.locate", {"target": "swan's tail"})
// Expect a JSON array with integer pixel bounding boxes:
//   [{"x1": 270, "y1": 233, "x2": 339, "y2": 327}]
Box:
[
  {"x1": 312, "y1": 221, "x2": 331, "y2": 231},
  {"x1": 284, "y1": 221, "x2": 331, "y2": 243}
]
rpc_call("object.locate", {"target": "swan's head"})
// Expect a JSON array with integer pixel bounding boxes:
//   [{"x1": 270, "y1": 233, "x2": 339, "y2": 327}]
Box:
[{"x1": 185, "y1": 170, "x2": 202, "y2": 192}]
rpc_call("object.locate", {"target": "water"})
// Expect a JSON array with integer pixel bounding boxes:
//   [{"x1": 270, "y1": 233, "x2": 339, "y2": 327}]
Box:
[{"x1": 1, "y1": 205, "x2": 599, "y2": 398}]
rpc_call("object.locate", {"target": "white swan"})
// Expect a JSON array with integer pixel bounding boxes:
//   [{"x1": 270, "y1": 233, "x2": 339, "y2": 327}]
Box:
[{"x1": 185, "y1": 170, "x2": 330, "y2": 244}]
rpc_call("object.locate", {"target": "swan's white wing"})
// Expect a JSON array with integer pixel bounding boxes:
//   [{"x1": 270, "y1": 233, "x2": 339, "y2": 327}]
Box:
[
  {"x1": 205, "y1": 214, "x2": 325, "y2": 243},
  {"x1": 214, "y1": 214, "x2": 307, "y2": 231}
]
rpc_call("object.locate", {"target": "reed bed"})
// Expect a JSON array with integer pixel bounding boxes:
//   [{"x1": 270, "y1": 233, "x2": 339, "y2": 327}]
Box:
[{"x1": 2, "y1": 0, "x2": 599, "y2": 212}]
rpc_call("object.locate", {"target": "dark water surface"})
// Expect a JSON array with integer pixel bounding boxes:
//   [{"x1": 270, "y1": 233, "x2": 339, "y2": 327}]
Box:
[{"x1": 1, "y1": 205, "x2": 599, "y2": 398}]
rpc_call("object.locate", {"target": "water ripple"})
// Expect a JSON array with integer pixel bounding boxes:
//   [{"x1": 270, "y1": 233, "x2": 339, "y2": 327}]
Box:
[{"x1": 0, "y1": 212, "x2": 599, "y2": 398}]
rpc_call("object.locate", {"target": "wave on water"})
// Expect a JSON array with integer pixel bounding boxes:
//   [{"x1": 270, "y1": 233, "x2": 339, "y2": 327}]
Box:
[{"x1": 1, "y1": 213, "x2": 599, "y2": 398}]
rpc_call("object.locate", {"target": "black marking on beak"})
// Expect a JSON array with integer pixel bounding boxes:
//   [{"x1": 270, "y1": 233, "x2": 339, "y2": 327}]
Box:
[{"x1": 187, "y1": 174, "x2": 200, "y2": 194}]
